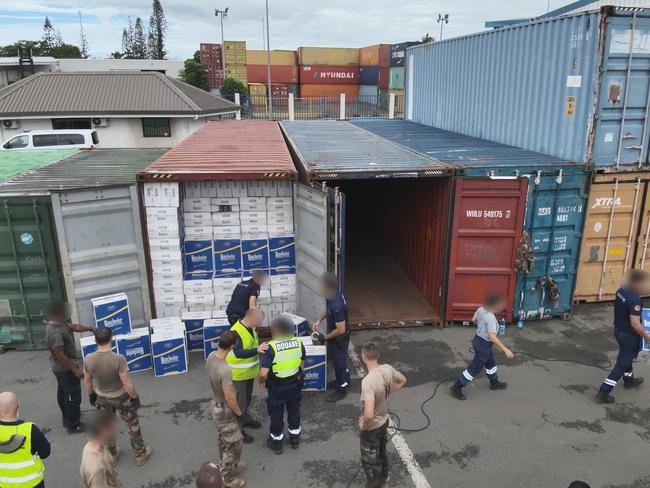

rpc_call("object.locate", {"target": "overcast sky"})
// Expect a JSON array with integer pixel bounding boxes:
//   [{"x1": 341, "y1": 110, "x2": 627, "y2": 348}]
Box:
[{"x1": 0, "y1": 1, "x2": 564, "y2": 59}]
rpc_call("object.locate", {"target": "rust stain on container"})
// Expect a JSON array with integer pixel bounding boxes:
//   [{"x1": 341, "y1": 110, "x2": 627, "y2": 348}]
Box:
[
  {"x1": 138, "y1": 120, "x2": 296, "y2": 181},
  {"x1": 446, "y1": 178, "x2": 528, "y2": 321}
]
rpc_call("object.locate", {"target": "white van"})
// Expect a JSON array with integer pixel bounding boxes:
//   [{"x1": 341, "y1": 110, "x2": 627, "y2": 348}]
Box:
[{"x1": 1, "y1": 130, "x2": 99, "y2": 150}]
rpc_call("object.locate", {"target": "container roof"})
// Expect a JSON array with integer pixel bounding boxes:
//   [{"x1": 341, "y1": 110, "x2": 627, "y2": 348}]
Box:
[
  {"x1": 0, "y1": 72, "x2": 239, "y2": 118},
  {"x1": 351, "y1": 120, "x2": 571, "y2": 168},
  {"x1": 0, "y1": 148, "x2": 167, "y2": 195},
  {"x1": 0, "y1": 148, "x2": 79, "y2": 183},
  {"x1": 280, "y1": 120, "x2": 450, "y2": 179},
  {"x1": 140, "y1": 120, "x2": 297, "y2": 181}
]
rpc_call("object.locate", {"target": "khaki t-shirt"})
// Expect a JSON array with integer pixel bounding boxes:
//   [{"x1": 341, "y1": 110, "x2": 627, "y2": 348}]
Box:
[
  {"x1": 80, "y1": 442, "x2": 123, "y2": 488},
  {"x1": 206, "y1": 352, "x2": 233, "y2": 404},
  {"x1": 360, "y1": 364, "x2": 400, "y2": 431},
  {"x1": 84, "y1": 351, "x2": 127, "y2": 398}
]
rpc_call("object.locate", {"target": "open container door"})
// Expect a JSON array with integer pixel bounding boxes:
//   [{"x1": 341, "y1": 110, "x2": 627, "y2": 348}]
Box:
[
  {"x1": 294, "y1": 182, "x2": 345, "y2": 323},
  {"x1": 446, "y1": 177, "x2": 528, "y2": 322}
]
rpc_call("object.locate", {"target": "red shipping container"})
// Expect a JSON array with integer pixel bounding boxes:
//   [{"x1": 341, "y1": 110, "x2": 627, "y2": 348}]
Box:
[
  {"x1": 299, "y1": 66, "x2": 360, "y2": 85},
  {"x1": 271, "y1": 84, "x2": 289, "y2": 97},
  {"x1": 378, "y1": 44, "x2": 391, "y2": 68},
  {"x1": 377, "y1": 67, "x2": 390, "y2": 89},
  {"x1": 246, "y1": 64, "x2": 298, "y2": 84},
  {"x1": 200, "y1": 43, "x2": 223, "y2": 69},
  {"x1": 445, "y1": 178, "x2": 528, "y2": 322}
]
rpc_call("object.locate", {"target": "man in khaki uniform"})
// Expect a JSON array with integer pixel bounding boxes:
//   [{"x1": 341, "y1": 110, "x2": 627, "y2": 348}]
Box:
[
  {"x1": 83, "y1": 327, "x2": 152, "y2": 466},
  {"x1": 80, "y1": 410, "x2": 122, "y2": 488},
  {"x1": 359, "y1": 342, "x2": 407, "y2": 488},
  {"x1": 207, "y1": 330, "x2": 246, "y2": 488}
]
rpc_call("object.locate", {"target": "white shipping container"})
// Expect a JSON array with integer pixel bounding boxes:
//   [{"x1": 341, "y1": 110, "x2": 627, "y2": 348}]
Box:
[
  {"x1": 184, "y1": 212, "x2": 212, "y2": 226},
  {"x1": 240, "y1": 197, "x2": 266, "y2": 212},
  {"x1": 183, "y1": 198, "x2": 211, "y2": 213}
]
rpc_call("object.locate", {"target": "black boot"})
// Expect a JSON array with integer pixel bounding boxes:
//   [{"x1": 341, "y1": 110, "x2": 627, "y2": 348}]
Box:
[
  {"x1": 326, "y1": 389, "x2": 347, "y2": 403},
  {"x1": 490, "y1": 379, "x2": 508, "y2": 391},
  {"x1": 241, "y1": 430, "x2": 255, "y2": 444},
  {"x1": 266, "y1": 436, "x2": 283, "y2": 455},
  {"x1": 595, "y1": 391, "x2": 615, "y2": 404},
  {"x1": 623, "y1": 377, "x2": 644, "y2": 389},
  {"x1": 450, "y1": 381, "x2": 466, "y2": 400},
  {"x1": 290, "y1": 436, "x2": 300, "y2": 449}
]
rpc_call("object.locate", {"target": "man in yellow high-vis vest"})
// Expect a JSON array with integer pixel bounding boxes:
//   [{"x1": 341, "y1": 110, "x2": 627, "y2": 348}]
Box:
[
  {"x1": 0, "y1": 392, "x2": 50, "y2": 488},
  {"x1": 226, "y1": 308, "x2": 268, "y2": 444}
]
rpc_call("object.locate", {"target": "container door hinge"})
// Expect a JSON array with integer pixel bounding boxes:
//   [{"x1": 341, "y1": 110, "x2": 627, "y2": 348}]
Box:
[
  {"x1": 555, "y1": 169, "x2": 563, "y2": 185},
  {"x1": 535, "y1": 170, "x2": 542, "y2": 186}
]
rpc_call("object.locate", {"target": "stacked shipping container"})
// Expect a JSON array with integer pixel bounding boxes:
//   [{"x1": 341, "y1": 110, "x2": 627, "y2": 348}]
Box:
[
  {"x1": 224, "y1": 40, "x2": 247, "y2": 85},
  {"x1": 246, "y1": 50, "x2": 299, "y2": 97},
  {"x1": 298, "y1": 47, "x2": 360, "y2": 98},
  {"x1": 199, "y1": 43, "x2": 224, "y2": 89},
  {"x1": 359, "y1": 44, "x2": 390, "y2": 99}
]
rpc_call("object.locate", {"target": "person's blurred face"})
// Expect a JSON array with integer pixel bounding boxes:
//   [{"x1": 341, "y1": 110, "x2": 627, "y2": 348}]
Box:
[{"x1": 97, "y1": 419, "x2": 117, "y2": 445}]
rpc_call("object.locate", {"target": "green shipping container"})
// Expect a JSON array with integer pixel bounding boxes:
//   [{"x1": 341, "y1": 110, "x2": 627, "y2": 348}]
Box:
[{"x1": 389, "y1": 67, "x2": 404, "y2": 90}]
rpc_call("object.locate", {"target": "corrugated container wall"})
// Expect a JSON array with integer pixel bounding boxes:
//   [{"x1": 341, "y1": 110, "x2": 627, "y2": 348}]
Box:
[
  {"x1": 389, "y1": 67, "x2": 404, "y2": 90},
  {"x1": 359, "y1": 44, "x2": 391, "y2": 66},
  {"x1": 299, "y1": 85, "x2": 359, "y2": 98},
  {"x1": 223, "y1": 40, "x2": 247, "y2": 66},
  {"x1": 246, "y1": 50, "x2": 296, "y2": 65},
  {"x1": 360, "y1": 66, "x2": 379, "y2": 85},
  {"x1": 298, "y1": 47, "x2": 359, "y2": 66},
  {"x1": 247, "y1": 65, "x2": 299, "y2": 84},
  {"x1": 405, "y1": 8, "x2": 650, "y2": 168},
  {"x1": 299, "y1": 66, "x2": 360, "y2": 85}
]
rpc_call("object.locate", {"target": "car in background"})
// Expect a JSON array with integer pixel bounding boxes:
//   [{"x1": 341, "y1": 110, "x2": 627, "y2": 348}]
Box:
[{"x1": 1, "y1": 129, "x2": 99, "y2": 150}]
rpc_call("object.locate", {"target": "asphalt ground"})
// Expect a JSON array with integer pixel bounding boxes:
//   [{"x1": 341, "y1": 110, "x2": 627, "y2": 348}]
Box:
[{"x1": 2, "y1": 302, "x2": 649, "y2": 488}]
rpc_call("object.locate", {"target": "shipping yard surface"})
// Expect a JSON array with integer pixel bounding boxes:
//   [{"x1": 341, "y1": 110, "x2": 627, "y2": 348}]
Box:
[{"x1": 2, "y1": 303, "x2": 649, "y2": 488}]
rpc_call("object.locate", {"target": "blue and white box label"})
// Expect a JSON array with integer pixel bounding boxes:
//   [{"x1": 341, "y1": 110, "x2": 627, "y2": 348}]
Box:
[
  {"x1": 203, "y1": 317, "x2": 231, "y2": 359},
  {"x1": 152, "y1": 327, "x2": 188, "y2": 377},
  {"x1": 242, "y1": 239, "x2": 269, "y2": 271},
  {"x1": 117, "y1": 328, "x2": 152, "y2": 373},
  {"x1": 91, "y1": 293, "x2": 132, "y2": 336},
  {"x1": 184, "y1": 240, "x2": 214, "y2": 273},
  {"x1": 80, "y1": 335, "x2": 118, "y2": 359},
  {"x1": 182, "y1": 311, "x2": 212, "y2": 352},
  {"x1": 214, "y1": 239, "x2": 242, "y2": 274},
  {"x1": 641, "y1": 309, "x2": 650, "y2": 351},
  {"x1": 300, "y1": 336, "x2": 326, "y2": 391},
  {"x1": 269, "y1": 236, "x2": 296, "y2": 269}
]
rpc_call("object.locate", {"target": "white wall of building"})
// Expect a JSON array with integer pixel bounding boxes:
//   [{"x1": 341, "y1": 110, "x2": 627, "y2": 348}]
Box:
[
  {"x1": 56, "y1": 59, "x2": 185, "y2": 78},
  {"x1": 0, "y1": 117, "x2": 207, "y2": 148}
]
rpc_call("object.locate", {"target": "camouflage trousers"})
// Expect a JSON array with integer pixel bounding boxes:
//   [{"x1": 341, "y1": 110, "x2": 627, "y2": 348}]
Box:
[
  {"x1": 360, "y1": 420, "x2": 389, "y2": 488},
  {"x1": 97, "y1": 393, "x2": 146, "y2": 458},
  {"x1": 211, "y1": 400, "x2": 243, "y2": 482}
]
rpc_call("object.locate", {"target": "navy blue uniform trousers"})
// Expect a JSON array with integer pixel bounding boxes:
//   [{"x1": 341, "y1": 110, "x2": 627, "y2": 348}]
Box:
[
  {"x1": 600, "y1": 330, "x2": 642, "y2": 393},
  {"x1": 267, "y1": 378, "x2": 302, "y2": 440},
  {"x1": 327, "y1": 337, "x2": 350, "y2": 390},
  {"x1": 459, "y1": 336, "x2": 499, "y2": 385}
]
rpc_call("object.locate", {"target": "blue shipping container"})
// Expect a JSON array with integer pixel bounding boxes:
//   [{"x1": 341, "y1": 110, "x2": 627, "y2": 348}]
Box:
[
  {"x1": 360, "y1": 66, "x2": 379, "y2": 85},
  {"x1": 404, "y1": 8, "x2": 650, "y2": 169},
  {"x1": 353, "y1": 120, "x2": 590, "y2": 320}
]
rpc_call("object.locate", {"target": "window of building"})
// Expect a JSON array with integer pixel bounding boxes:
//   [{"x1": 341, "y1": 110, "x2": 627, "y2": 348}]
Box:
[
  {"x1": 142, "y1": 118, "x2": 171, "y2": 137},
  {"x1": 51, "y1": 118, "x2": 92, "y2": 130}
]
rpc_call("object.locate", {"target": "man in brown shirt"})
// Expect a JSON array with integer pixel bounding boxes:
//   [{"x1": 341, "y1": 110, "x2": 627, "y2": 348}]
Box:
[
  {"x1": 84, "y1": 327, "x2": 152, "y2": 466},
  {"x1": 359, "y1": 342, "x2": 407, "y2": 488},
  {"x1": 206, "y1": 330, "x2": 246, "y2": 488},
  {"x1": 80, "y1": 409, "x2": 123, "y2": 488}
]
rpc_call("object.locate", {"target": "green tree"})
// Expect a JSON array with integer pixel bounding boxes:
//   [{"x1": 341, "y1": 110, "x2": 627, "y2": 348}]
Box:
[
  {"x1": 78, "y1": 11, "x2": 89, "y2": 59},
  {"x1": 121, "y1": 17, "x2": 134, "y2": 58},
  {"x1": 147, "y1": 0, "x2": 167, "y2": 59},
  {"x1": 220, "y1": 78, "x2": 246, "y2": 95},
  {"x1": 421, "y1": 33, "x2": 434, "y2": 43},
  {"x1": 133, "y1": 17, "x2": 146, "y2": 59},
  {"x1": 181, "y1": 59, "x2": 210, "y2": 91},
  {"x1": 0, "y1": 40, "x2": 46, "y2": 57},
  {"x1": 42, "y1": 17, "x2": 56, "y2": 50},
  {"x1": 50, "y1": 43, "x2": 82, "y2": 58},
  {"x1": 193, "y1": 50, "x2": 201, "y2": 63}
]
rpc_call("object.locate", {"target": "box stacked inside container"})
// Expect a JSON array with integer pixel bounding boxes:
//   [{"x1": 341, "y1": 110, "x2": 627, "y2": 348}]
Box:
[
  {"x1": 297, "y1": 47, "x2": 360, "y2": 98},
  {"x1": 224, "y1": 40, "x2": 247, "y2": 85},
  {"x1": 199, "y1": 43, "x2": 224, "y2": 89}
]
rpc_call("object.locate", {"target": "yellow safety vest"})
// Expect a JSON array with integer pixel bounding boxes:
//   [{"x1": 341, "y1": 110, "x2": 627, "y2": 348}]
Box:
[
  {"x1": 226, "y1": 321, "x2": 260, "y2": 381},
  {"x1": 0, "y1": 422, "x2": 45, "y2": 488},
  {"x1": 269, "y1": 336, "x2": 302, "y2": 378}
]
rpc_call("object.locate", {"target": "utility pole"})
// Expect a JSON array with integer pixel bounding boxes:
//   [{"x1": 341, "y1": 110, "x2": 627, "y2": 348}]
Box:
[
  {"x1": 265, "y1": 0, "x2": 273, "y2": 117},
  {"x1": 215, "y1": 8, "x2": 228, "y2": 75},
  {"x1": 78, "y1": 11, "x2": 89, "y2": 59},
  {"x1": 437, "y1": 13, "x2": 449, "y2": 41}
]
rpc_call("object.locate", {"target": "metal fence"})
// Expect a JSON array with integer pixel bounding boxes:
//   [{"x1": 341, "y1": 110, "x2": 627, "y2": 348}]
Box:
[{"x1": 220, "y1": 93, "x2": 404, "y2": 121}]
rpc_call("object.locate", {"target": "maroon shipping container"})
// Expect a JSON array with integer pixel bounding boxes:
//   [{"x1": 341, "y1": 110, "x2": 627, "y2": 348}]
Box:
[
  {"x1": 207, "y1": 67, "x2": 224, "y2": 88},
  {"x1": 199, "y1": 43, "x2": 223, "y2": 69},
  {"x1": 246, "y1": 64, "x2": 299, "y2": 84},
  {"x1": 299, "y1": 66, "x2": 360, "y2": 85},
  {"x1": 445, "y1": 178, "x2": 528, "y2": 322},
  {"x1": 271, "y1": 84, "x2": 289, "y2": 97},
  {"x1": 378, "y1": 44, "x2": 391, "y2": 68},
  {"x1": 377, "y1": 67, "x2": 390, "y2": 89}
]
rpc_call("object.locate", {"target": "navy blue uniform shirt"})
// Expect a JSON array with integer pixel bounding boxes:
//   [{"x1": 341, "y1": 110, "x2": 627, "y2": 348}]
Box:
[
  {"x1": 261, "y1": 340, "x2": 306, "y2": 382},
  {"x1": 226, "y1": 279, "x2": 260, "y2": 316},
  {"x1": 326, "y1": 291, "x2": 349, "y2": 337},
  {"x1": 614, "y1": 286, "x2": 642, "y2": 333}
]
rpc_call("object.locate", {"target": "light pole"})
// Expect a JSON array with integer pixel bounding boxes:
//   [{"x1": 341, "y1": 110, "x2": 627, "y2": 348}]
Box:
[
  {"x1": 265, "y1": 0, "x2": 272, "y2": 117},
  {"x1": 437, "y1": 13, "x2": 449, "y2": 41},
  {"x1": 215, "y1": 8, "x2": 228, "y2": 76}
]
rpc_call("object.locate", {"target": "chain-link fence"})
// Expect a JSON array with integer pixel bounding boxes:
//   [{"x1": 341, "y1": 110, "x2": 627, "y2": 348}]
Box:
[{"x1": 220, "y1": 93, "x2": 404, "y2": 121}]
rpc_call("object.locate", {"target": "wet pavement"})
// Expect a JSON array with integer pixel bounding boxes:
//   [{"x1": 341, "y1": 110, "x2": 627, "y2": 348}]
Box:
[{"x1": 1, "y1": 302, "x2": 649, "y2": 487}]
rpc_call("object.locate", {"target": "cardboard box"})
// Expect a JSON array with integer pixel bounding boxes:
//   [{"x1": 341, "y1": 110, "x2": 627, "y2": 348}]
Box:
[
  {"x1": 241, "y1": 224, "x2": 269, "y2": 238},
  {"x1": 215, "y1": 182, "x2": 233, "y2": 198},
  {"x1": 153, "y1": 286, "x2": 184, "y2": 301},
  {"x1": 147, "y1": 220, "x2": 180, "y2": 239},
  {"x1": 240, "y1": 197, "x2": 266, "y2": 212},
  {"x1": 150, "y1": 317, "x2": 183, "y2": 329},
  {"x1": 183, "y1": 272, "x2": 214, "y2": 295},
  {"x1": 213, "y1": 277, "x2": 242, "y2": 295},
  {"x1": 146, "y1": 207, "x2": 180, "y2": 220},
  {"x1": 91, "y1": 293, "x2": 132, "y2": 335},
  {"x1": 152, "y1": 276, "x2": 184, "y2": 290},
  {"x1": 211, "y1": 197, "x2": 240, "y2": 213},
  {"x1": 185, "y1": 181, "x2": 202, "y2": 198},
  {"x1": 155, "y1": 301, "x2": 184, "y2": 319},
  {"x1": 266, "y1": 197, "x2": 292, "y2": 211},
  {"x1": 269, "y1": 236, "x2": 296, "y2": 269},
  {"x1": 268, "y1": 223, "x2": 294, "y2": 237},
  {"x1": 184, "y1": 226, "x2": 213, "y2": 240},
  {"x1": 258, "y1": 289, "x2": 272, "y2": 304},
  {"x1": 185, "y1": 212, "x2": 212, "y2": 227},
  {"x1": 213, "y1": 239, "x2": 242, "y2": 274},
  {"x1": 270, "y1": 266, "x2": 296, "y2": 277},
  {"x1": 242, "y1": 239, "x2": 269, "y2": 272},
  {"x1": 213, "y1": 225, "x2": 241, "y2": 239},
  {"x1": 280, "y1": 312, "x2": 310, "y2": 337},
  {"x1": 181, "y1": 311, "x2": 212, "y2": 352},
  {"x1": 143, "y1": 183, "x2": 162, "y2": 207},
  {"x1": 246, "y1": 181, "x2": 265, "y2": 197},
  {"x1": 642, "y1": 309, "x2": 650, "y2": 351},
  {"x1": 185, "y1": 294, "x2": 215, "y2": 308},
  {"x1": 240, "y1": 212, "x2": 267, "y2": 226},
  {"x1": 203, "y1": 316, "x2": 231, "y2": 359},
  {"x1": 183, "y1": 198, "x2": 211, "y2": 213},
  {"x1": 161, "y1": 182, "x2": 180, "y2": 207},
  {"x1": 152, "y1": 327, "x2": 188, "y2": 376},
  {"x1": 276, "y1": 181, "x2": 293, "y2": 197},
  {"x1": 282, "y1": 301, "x2": 297, "y2": 315},
  {"x1": 300, "y1": 336, "x2": 326, "y2": 391},
  {"x1": 184, "y1": 240, "x2": 214, "y2": 273},
  {"x1": 230, "y1": 182, "x2": 248, "y2": 198},
  {"x1": 267, "y1": 210, "x2": 293, "y2": 225},
  {"x1": 201, "y1": 181, "x2": 217, "y2": 198},
  {"x1": 80, "y1": 334, "x2": 118, "y2": 359},
  {"x1": 151, "y1": 260, "x2": 183, "y2": 276},
  {"x1": 213, "y1": 212, "x2": 241, "y2": 226},
  {"x1": 149, "y1": 238, "x2": 182, "y2": 261},
  {"x1": 116, "y1": 328, "x2": 152, "y2": 372}
]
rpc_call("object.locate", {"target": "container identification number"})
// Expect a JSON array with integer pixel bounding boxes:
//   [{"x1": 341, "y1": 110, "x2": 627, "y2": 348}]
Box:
[{"x1": 466, "y1": 209, "x2": 512, "y2": 219}]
